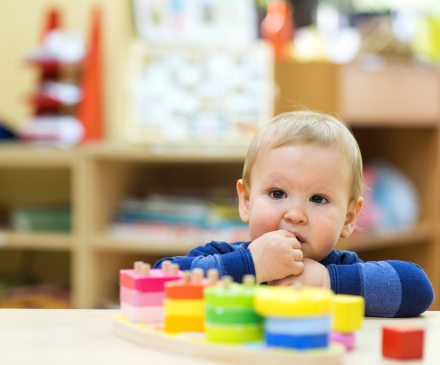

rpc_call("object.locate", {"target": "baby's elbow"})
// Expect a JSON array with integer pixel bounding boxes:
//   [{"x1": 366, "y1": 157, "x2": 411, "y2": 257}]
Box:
[
  {"x1": 386, "y1": 261, "x2": 434, "y2": 317},
  {"x1": 395, "y1": 280, "x2": 434, "y2": 318}
]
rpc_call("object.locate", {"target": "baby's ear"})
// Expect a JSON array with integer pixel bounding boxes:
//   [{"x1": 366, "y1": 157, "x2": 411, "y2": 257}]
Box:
[
  {"x1": 340, "y1": 197, "x2": 363, "y2": 238},
  {"x1": 236, "y1": 179, "x2": 250, "y2": 223}
]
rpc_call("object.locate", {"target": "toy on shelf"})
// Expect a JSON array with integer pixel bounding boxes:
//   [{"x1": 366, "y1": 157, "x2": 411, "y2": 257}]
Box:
[
  {"x1": 164, "y1": 268, "x2": 219, "y2": 333},
  {"x1": 260, "y1": 0, "x2": 295, "y2": 60},
  {"x1": 330, "y1": 295, "x2": 364, "y2": 351},
  {"x1": 205, "y1": 275, "x2": 263, "y2": 343},
  {"x1": 119, "y1": 260, "x2": 183, "y2": 323},
  {"x1": 76, "y1": 8, "x2": 103, "y2": 141},
  {"x1": 382, "y1": 326, "x2": 424, "y2": 360},
  {"x1": 20, "y1": 7, "x2": 103, "y2": 145},
  {"x1": 113, "y1": 261, "x2": 365, "y2": 364}
]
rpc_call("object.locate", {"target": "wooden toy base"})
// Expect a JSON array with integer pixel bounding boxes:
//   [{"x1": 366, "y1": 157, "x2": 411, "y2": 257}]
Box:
[{"x1": 112, "y1": 315, "x2": 345, "y2": 365}]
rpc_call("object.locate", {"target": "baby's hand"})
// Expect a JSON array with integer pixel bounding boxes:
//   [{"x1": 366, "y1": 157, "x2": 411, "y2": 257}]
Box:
[
  {"x1": 268, "y1": 258, "x2": 330, "y2": 289},
  {"x1": 248, "y1": 230, "x2": 304, "y2": 284}
]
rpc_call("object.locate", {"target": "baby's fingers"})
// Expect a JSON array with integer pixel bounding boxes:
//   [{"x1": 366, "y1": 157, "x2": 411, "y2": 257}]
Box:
[
  {"x1": 293, "y1": 249, "x2": 303, "y2": 262},
  {"x1": 291, "y1": 261, "x2": 304, "y2": 276},
  {"x1": 269, "y1": 276, "x2": 295, "y2": 286}
]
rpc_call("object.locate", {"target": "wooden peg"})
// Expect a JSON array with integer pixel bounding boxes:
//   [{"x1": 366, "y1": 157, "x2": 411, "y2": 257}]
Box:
[
  {"x1": 243, "y1": 274, "x2": 255, "y2": 287},
  {"x1": 134, "y1": 261, "x2": 143, "y2": 273},
  {"x1": 207, "y1": 269, "x2": 219, "y2": 283},
  {"x1": 222, "y1": 275, "x2": 233, "y2": 289},
  {"x1": 169, "y1": 263, "x2": 179, "y2": 276},
  {"x1": 192, "y1": 268, "x2": 204, "y2": 283},
  {"x1": 140, "y1": 263, "x2": 151, "y2": 276},
  {"x1": 161, "y1": 260, "x2": 171, "y2": 274},
  {"x1": 183, "y1": 270, "x2": 191, "y2": 283}
]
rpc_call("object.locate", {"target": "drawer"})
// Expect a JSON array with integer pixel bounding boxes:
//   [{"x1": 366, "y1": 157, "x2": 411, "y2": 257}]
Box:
[{"x1": 338, "y1": 61, "x2": 440, "y2": 125}]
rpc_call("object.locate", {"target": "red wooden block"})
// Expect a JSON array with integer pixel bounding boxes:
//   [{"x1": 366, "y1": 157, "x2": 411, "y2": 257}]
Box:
[{"x1": 382, "y1": 326, "x2": 424, "y2": 360}]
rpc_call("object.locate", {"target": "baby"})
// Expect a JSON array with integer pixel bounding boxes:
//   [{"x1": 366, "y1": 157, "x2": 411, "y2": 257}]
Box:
[{"x1": 155, "y1": 111, "x2": 434, "y2": 317}]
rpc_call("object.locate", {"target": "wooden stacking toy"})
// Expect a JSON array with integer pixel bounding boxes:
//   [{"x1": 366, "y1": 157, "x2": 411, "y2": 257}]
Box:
[
  {"x1": 119, "y1": 260, "x2": 183, "y2": 323},
  {"x1": 113, "y1": 273, "x2": 348, "y2": 364},
  {"x1": 164, "y1": 268, "x2": 219, "y2": 333},
  {"x1": 204, "y1": 275, "x2": 263, "y2": 343},
  {"x1": 330, "y1": 294, "x2": 364, "y2": 351},
  {"x1": 254, "y1": 286, "x2": 334, "y2": 350}
]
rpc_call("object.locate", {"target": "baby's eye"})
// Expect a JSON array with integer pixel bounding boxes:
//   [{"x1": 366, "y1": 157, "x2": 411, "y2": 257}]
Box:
[
  {"x1": 310, "y1": 195, "x2": 328, "y2": 204},
  {"x1": 269, "y1": 190, "x2": 286, "y2": 199}
]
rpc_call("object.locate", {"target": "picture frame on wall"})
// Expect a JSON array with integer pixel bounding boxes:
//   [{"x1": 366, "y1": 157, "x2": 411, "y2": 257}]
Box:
[
  {"x1": 131, "y1": 0, "x2": 258, "y2": 47},
  {"x1": 122, "y1": 40, "x2": 274, "y2": 146}
]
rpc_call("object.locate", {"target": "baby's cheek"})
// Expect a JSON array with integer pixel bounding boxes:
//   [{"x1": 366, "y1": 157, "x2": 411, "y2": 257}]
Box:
[
  {"x1": 314, "y1": 219, "x2": 341, "y2": 251},
  {"x1": 249, "y1": 209, "x2": 278, "y2": 240}
]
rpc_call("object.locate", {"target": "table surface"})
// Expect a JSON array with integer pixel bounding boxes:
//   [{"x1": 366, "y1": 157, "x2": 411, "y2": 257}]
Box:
[{"x1": 0, "y1": 309, "x2": 438, "y2": 365}]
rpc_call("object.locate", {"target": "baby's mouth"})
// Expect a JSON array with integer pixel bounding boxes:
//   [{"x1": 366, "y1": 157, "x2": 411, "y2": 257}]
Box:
[{"x1": 290, "y1": 231, "x2": 306, "y2": 245}]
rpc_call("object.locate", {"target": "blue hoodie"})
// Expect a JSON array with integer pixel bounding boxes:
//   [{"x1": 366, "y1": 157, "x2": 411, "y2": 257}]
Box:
[{"x1": 154, "y1": 240, "x2": 434, "y2": 317}]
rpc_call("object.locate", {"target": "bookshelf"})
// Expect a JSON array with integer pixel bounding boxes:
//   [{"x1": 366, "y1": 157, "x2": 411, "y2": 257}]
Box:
[{"x1": 0, "y1": 60, "x2": 438, "y2": 309}]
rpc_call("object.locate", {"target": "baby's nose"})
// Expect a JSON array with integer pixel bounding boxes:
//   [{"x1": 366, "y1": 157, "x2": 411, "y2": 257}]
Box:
[{"x1": 284, "y1": 206, "x2": 308, "y2": 224}]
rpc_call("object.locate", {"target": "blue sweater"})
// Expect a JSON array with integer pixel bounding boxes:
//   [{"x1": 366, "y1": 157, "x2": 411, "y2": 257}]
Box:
[{"x1": 154, "y1": 240, "x2": 434, "y2": 318}]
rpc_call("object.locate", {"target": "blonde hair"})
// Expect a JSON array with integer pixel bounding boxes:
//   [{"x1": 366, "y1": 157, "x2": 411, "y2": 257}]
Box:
[{"x1": 242, "y1": 111, "x2": 364, "y2": 201}]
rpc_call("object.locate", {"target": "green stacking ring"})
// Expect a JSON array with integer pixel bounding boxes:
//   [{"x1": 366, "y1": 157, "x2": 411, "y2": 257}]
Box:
[
  {"x1": 205, "y1": 323, "x2": 263, "y2": 343},
  {"x1": 204, "y1": 284, "x2": 255, "y2": 309},
  {"x1": 206, "y1": 306, "x2": 262, "y2": 325}
]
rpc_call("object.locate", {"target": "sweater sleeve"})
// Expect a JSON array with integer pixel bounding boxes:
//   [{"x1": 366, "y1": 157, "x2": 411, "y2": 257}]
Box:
[
  {"x1": 327, "y1": 258, "x2": 434, "y2": 317},
  {"x1": 153, "y1": 241, "x2": 255, "y2": 283}
]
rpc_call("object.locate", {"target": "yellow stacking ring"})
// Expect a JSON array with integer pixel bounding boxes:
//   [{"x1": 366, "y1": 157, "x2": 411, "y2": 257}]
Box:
[
  {"x1": 254, "y1": 287, "x2": 334, "y2": 317},
  {"x1": 164, "y1": 299, "x2": 205, "y2": 317}
]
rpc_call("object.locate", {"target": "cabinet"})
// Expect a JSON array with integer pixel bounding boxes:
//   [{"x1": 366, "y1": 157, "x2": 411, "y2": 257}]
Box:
[
  {"x1": 276, "y1": 60, "x2": 440, "y2": 310},
  {"x1": 0, "y1": 60, "x2": 439, "y2": 310}
]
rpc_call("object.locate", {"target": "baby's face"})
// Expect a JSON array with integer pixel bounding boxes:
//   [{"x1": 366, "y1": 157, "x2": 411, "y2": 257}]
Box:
[{"x1": 238, "y1": 143, "x2": 359, "y2": 262}]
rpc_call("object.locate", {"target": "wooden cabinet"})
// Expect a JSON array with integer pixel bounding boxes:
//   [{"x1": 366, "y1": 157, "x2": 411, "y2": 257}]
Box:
[
  {"x1": 0, "y1": 60, "x2": 439, "y2": 310},
  {"x1": 276, "y1": 60, "x2": 440, "y2": 310}
]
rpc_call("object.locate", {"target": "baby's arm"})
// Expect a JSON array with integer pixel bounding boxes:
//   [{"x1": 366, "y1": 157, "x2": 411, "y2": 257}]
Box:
[
  {"x1": 154, "y1": 241, "x2": 255, "y2": 283},
  {"x1": 270, "y1": 251, "x2": 434, "y2": 317},
  {"x1": 328, "y1": 259, "x2": 434, "y2": 317},
  {"x1": 268, "y1": 258, "x2": 330, "y2": 288}
]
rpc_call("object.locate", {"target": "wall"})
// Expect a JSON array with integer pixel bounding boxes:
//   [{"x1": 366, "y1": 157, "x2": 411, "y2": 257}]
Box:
[{"x1": 0, "y1": 0, "x2": 134, "y2": 140}]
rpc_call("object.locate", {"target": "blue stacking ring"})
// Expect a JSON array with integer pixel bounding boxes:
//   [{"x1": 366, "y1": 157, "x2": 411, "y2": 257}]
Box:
[
  {"x1": 265, "y1": 315, "x2": 331, "y2": 336},
  {"x1": 265, "y1": 332, "x2": 329, "y2": 350}
]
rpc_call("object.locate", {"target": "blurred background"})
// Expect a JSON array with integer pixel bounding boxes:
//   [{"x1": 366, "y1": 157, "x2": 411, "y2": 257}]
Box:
[{"x1": 0, "y1": 0, "x2": 439, "y2": 310}]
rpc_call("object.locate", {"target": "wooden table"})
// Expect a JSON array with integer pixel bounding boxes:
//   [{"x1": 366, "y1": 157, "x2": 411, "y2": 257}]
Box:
[{"x1": 0, "y1": 309, "x2": 438, "y2": 364}]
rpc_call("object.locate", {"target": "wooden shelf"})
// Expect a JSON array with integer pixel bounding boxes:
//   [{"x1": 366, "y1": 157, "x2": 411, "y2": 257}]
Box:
[
  {"x1": 95, "y1": 223, "x2": 434, "y2": 256},
  {"x1": 0, "y1": 231, "x2": 73, "y2": 251},
  {"x1": 91, "y1": 234, "x2": 200, "y2": 255},
  {"x1": 0, "y1": 143, "x2": 77, "y2": 168},
  {"x1": 336, "y1": 222, "x2": 434, "y2": 252},
  {"x1": 80, "y1": 142, "x2": 248, "y2": 163}
]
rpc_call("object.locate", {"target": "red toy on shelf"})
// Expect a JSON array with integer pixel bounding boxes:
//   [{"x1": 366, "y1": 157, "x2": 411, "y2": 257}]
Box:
[
  {"x1": 260, "y1": 0, "x2": 295, "y2": 60},
  {"x1": 76, "y1": 8, "x2": 104, "y2": 141}
]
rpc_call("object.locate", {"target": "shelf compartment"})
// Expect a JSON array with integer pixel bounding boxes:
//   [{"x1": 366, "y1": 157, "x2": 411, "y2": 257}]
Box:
[
  {"x1": 0, "y1": 231, "x2": 73, "y2": 251},
  {"x1": 91, "y1": 233, "x2": 200, "y2": 255},
  {"x1": 336, "y1": 222, "x2": 433, "y2": 253}
]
